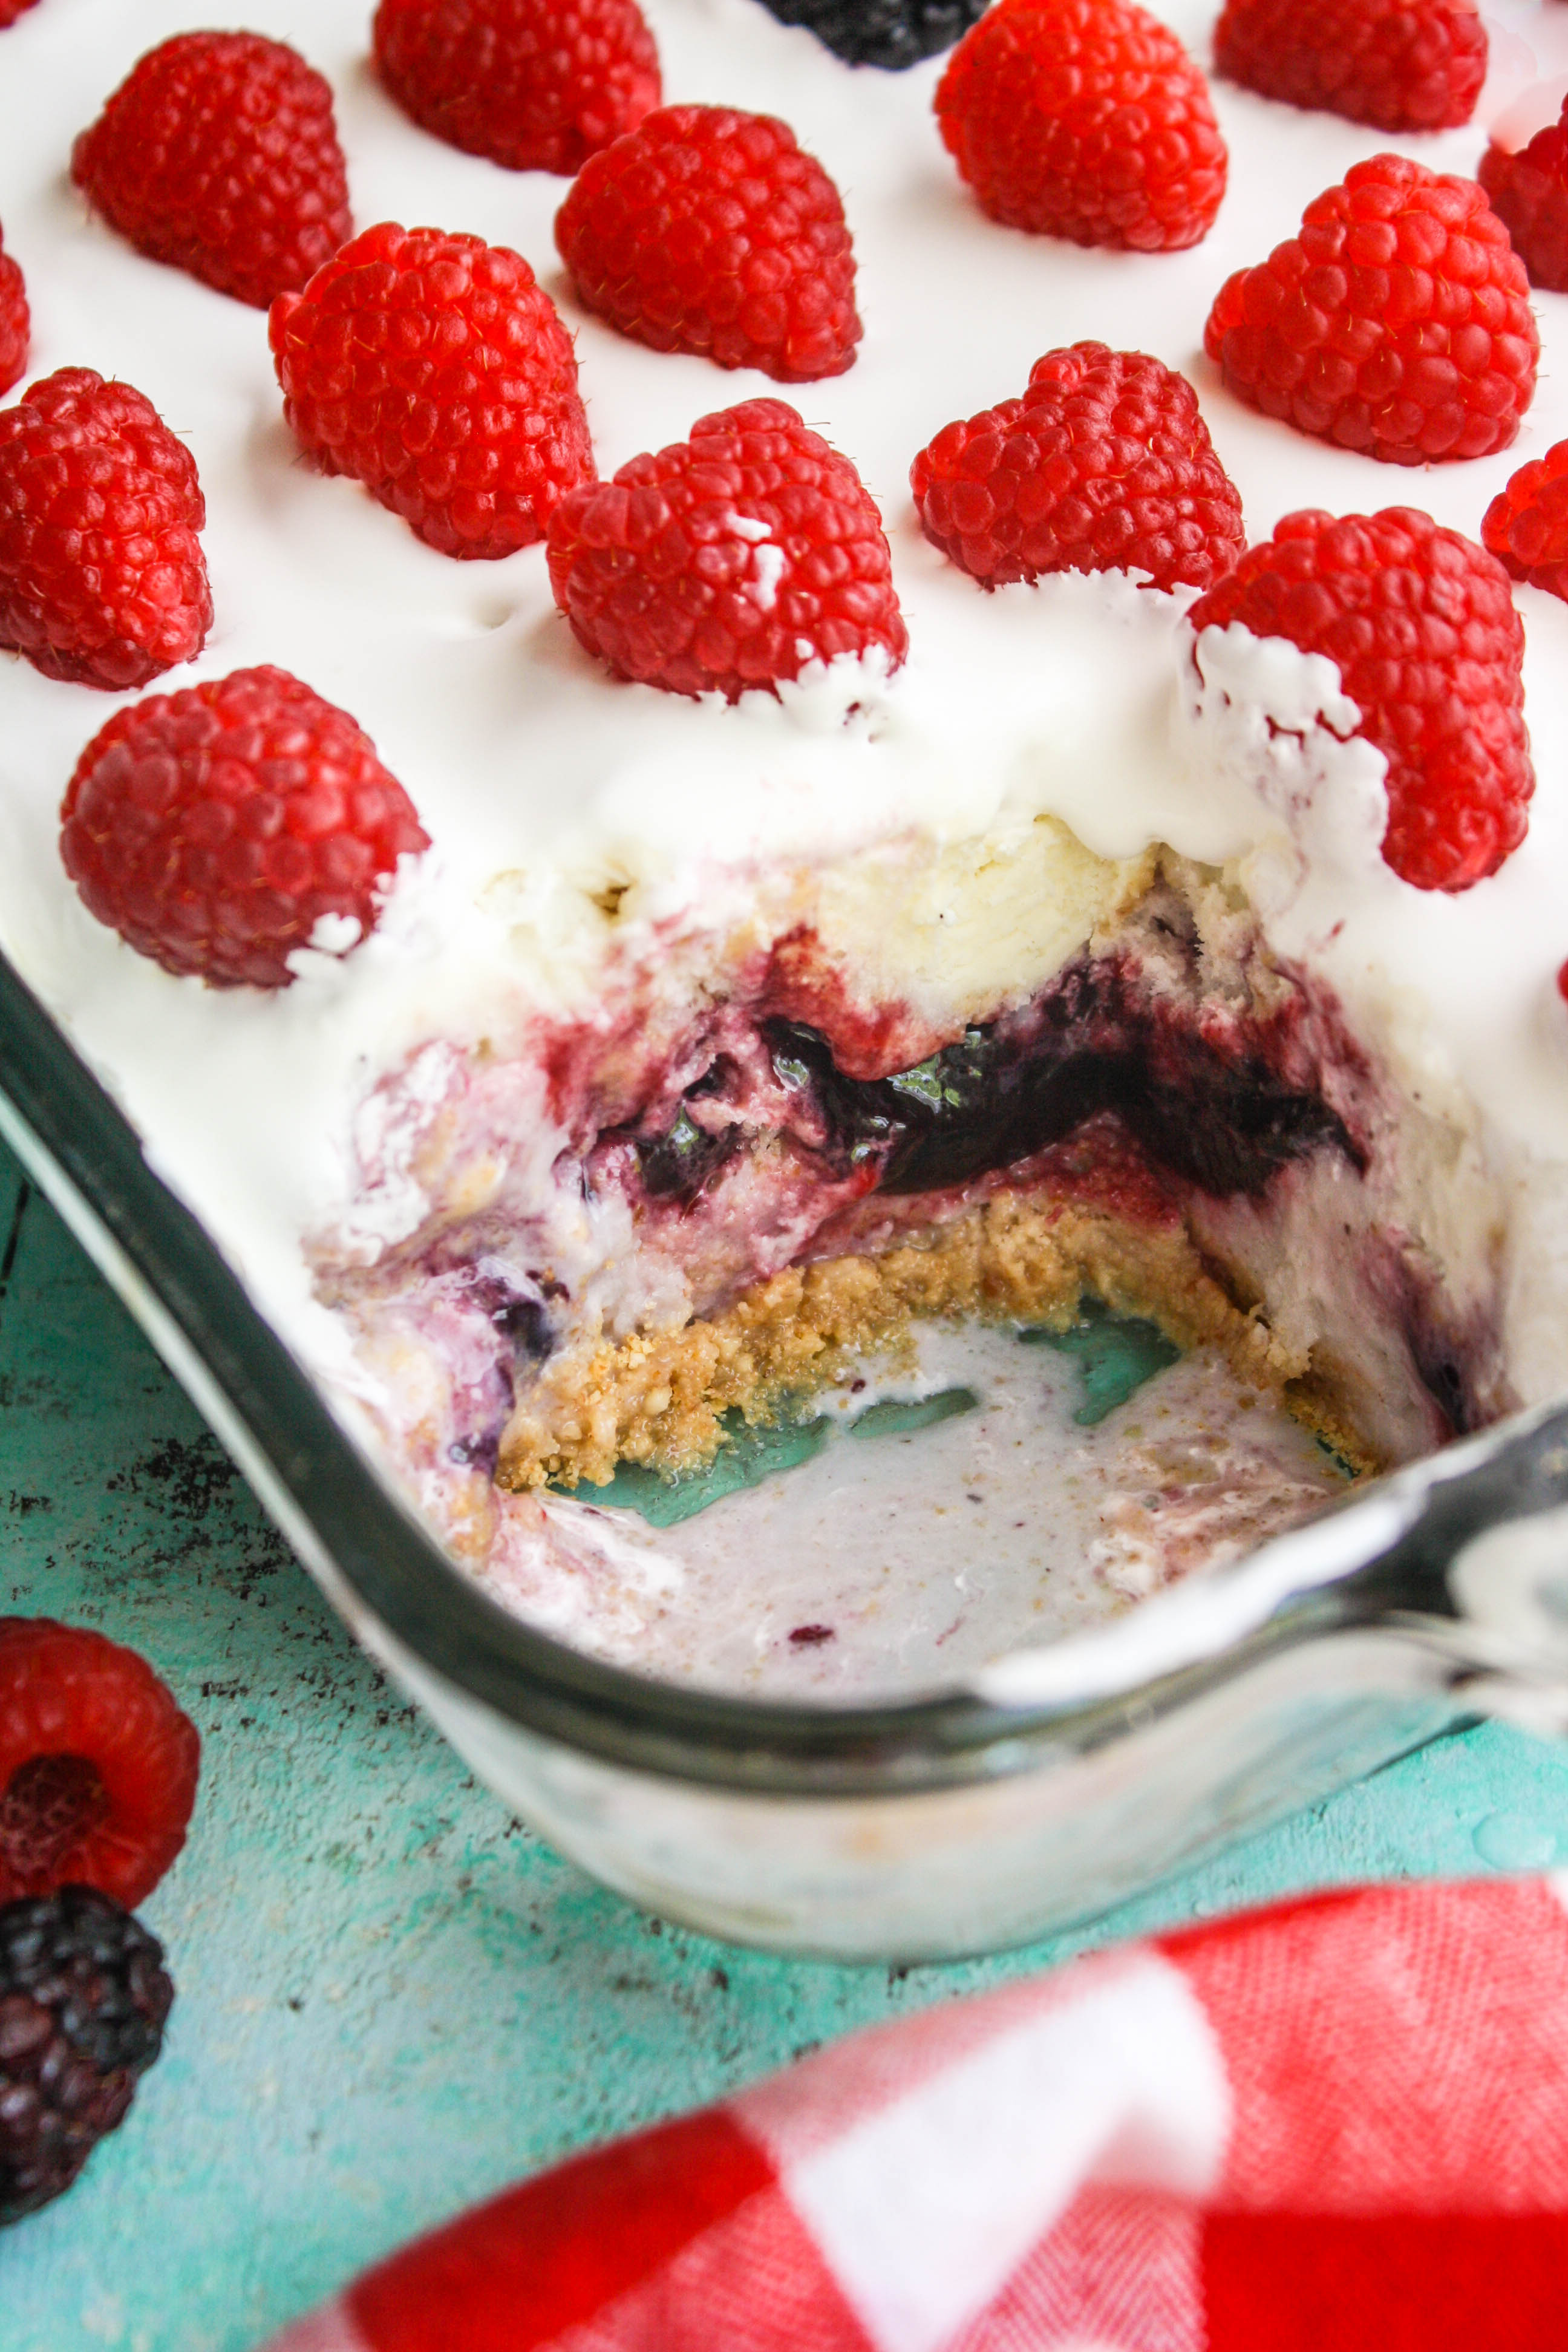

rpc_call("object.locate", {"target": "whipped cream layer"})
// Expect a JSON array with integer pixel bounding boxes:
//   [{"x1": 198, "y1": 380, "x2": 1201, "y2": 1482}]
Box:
[{"x1": 2, "y1": 0, "x2": 1568, "y2": 1418}]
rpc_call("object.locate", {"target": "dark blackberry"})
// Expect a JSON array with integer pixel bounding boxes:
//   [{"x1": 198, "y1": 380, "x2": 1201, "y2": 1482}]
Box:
[
  {"x1": 753, "y1": 0, "x2": 988, "y2": 71},
  {"x1": 0, "y1": 1886, "x2": 173, "y2": 2223}
]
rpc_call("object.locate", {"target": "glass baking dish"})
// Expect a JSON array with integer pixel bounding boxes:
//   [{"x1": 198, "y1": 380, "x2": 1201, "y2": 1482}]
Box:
[{"x1": 4, "y1": 936, "x2": 1567, "y2": 1962}]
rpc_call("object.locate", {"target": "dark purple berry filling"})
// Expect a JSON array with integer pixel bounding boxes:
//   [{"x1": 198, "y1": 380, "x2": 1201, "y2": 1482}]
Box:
[{"x1": 622, "y1": 948, "x2": 1358, "y2": 1210}]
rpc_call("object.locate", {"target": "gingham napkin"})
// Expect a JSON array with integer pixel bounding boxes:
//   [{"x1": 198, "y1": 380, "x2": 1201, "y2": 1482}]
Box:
[{"x1": 264, "y1": 1877, "x2": 1568, "y2": 2351}]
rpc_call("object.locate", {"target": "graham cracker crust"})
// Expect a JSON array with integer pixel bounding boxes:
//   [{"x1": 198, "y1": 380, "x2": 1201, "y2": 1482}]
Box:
[{"x1": 496, "y1": 1188, "x2": 1365, "y2": 1495}]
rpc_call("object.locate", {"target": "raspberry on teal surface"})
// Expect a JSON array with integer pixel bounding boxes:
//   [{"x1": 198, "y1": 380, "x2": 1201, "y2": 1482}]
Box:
[
  {"x1": 0, "y1": 1620, "x2": 199, "y2": 1910},
  {"x1": 934, "y1": 0, "x2": 1227, "y2": 252},
  {"x1": 1214, "y1": 0, "x2": 1486, "y2": 133},
  {"x1": 546, "y1": 397, "x2": 906, "y2": 699},
  {"x1": 911, "y1": 342, "x2": 1245, "y2": 593},
  {"x1": 71, "y1": 31, "x2": 351, "y2": 310},
  {"x1": 1189, "y1": 508, "x2": 1532, "y2": 895},
  {"x1": 554, "y1": 105, "x2": 861, "y2": 381},
  {"x1": 1205, "y1": 154, "x2": 1538, "y2": 466},
  {"x1": 0, "y1": 368, "x2": 211, "y2": 691},
  {"x1": 60, "y1": 667, "x2": 431, "y2": 990},
  {"x1": 373, "y1": 0, "x2": 661, "y2": 174},
  {"x1": 271, "y1": 223, "x2": 593, "y2": 560}
]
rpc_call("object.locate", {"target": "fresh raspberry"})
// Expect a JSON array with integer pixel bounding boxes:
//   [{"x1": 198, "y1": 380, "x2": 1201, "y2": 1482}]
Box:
[
  {"x1": 755, "y1": 0, "x2": 987, "y2": 70},
  {"x1": 933, "y1": 0, "x2": 1227, "y2": 253},
  {"x1": 1188, "y1": 508, "x2": 1531, "y2": 893},
  {"x1": 271, "y1": 223, "x2": 593, "y2": 560},
  {"x1": 0, "y1": 1886, "x2": 172, "y2": 2223},
  {"x1": 546, "y1": 397, "x2": 906, "y2": 700},
  {"x1": 0, "y1": 1621, "x2": 198, "y2": 1910},
  {"x1": 0, "y1": 368, "x2": 212, "y2": 691},
  {"x1": 0, "y1": 0, "x2": 42, "y2": 22},
  {"x1": 0, "y1": 223, "x2": 27, "y2": 397},
  {"x1": 60, "y1": 667, "x2": 430, "y2": 989},
  {"x1": 1214, "y1": 0, "x2": 1486, "y2": 134},
  {"x1": 910, "y1": 342, "x2": 1245, "y2": 593},
  {"x1": 1204, "y1": 154, "x2": 1538, "y2": 465},
  {"x1": 71, "y1": 32, "x2": 352, "y2": 310},
  {"x1": 554, "y1": 106, "x2": 861, "y2": 382},
  {"x1": 1479, "y1": 102, "x2": 1568, "y2": 293},
  {"x1": 1481, "y1": 440, "x2": 1568, "y2": 603},
  {"x1": 373, "y1": 0, "x2": 660, "y2": 174}
]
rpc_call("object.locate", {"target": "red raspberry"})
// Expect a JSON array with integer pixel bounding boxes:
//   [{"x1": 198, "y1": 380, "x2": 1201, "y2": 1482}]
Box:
[
  {"x1": 60, "y1": 667, "x2": 430, "y2": 988},
  {"x1": 0, "y1": 1621, "x2": 199, "y2": 1909},
  {"x1": 271, "y1": 223, "x2": 593, "y2": 560},
  {"x1": 933, "y1": 0, "x2": 1227, "y2": 253},
  {"x1": 1204, "y1": 154, "x2": 1538, "y2": 465},
  {"x1": 0, "y1": 0, "x2": 42, "y2": 21},
  {"x1": 71, "y1": 32, "x2": 351, "y2": 311},
  {"x1": 1214, "y1": 0, "x2": 1486, "y2": 134},
  {"x1": 1479, "y1": 103, "x2": 1568, "y2": 293},
  {"x1": 546, "y1": 397, "x2": 906, "y2": 701},
  {"x1": 910, "y1": 342, "x2": 1245, "y2": 593},
  {"x1": 0, "y1": 223, "x2": 27, "y2": 397},
  {"x1": 0, "y1": 368, "x2": 211, "y2": 692},
  {"x1": 554, "y1": 106, "x2": 860, "y2": 382},
  {"x1": 374, "y1": 0, "x2": 660, "y2": 175},
  {"x1": 1481, "y1": 440, "x2": 1568, "y2": 603},
  {"x1": 1188, "y1": 508, "x2": 1531, "y2": 893}
]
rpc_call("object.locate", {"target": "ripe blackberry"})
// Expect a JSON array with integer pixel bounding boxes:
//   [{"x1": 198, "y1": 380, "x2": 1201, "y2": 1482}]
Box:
[
  {"x1": 753, "y1": 0, "x2": 987, "y2": 71},
  {"x1": 0, "y1": 1886, "x2": 172, "y2": 2224}
]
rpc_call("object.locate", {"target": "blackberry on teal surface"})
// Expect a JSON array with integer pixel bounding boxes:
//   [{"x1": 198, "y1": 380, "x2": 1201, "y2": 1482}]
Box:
[
  {"x1": 0, "y1": 1886, "x2": 173, "y2": 2224},
  {"x1": 752, "y1": 0, "x2": 987, "y2": 71}
]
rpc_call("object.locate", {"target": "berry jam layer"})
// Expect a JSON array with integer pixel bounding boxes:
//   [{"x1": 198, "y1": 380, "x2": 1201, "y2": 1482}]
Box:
[{"x1": 321, "y1": 859, "x2": 1508, "y2": 1534}]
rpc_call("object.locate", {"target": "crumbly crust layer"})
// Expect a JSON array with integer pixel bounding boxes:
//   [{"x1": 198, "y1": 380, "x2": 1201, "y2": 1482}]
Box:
[{"x1": 495, "y1": 1185, "x2": 1365, "y2": 1494}]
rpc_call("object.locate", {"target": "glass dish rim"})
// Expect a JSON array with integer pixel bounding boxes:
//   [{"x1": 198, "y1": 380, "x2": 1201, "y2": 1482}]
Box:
[{"x1": 0, "y1": 940, "x2": 1529, "y2": 1803}]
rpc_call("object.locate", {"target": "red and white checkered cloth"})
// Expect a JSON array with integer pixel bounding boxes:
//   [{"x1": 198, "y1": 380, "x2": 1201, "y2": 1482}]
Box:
[{"x1": 265, "y1": 1878, "x2": 1568, "y2": 2351}]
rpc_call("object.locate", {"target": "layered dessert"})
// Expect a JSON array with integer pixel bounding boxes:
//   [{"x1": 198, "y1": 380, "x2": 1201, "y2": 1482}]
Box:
[{"x1": 2, "y1": 0, "x2": 1568, "y2": 1694}]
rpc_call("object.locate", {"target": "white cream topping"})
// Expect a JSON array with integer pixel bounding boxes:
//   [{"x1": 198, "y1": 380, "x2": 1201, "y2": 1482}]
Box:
[{"x1": 2, "y1": 0, "x2": 1568, "y2": 1412}]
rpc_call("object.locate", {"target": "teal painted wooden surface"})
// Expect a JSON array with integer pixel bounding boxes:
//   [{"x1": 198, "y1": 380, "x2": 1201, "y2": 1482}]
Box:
[{"x1": 4, "y1": 1131, "x2": 1568, "y2": 2348}]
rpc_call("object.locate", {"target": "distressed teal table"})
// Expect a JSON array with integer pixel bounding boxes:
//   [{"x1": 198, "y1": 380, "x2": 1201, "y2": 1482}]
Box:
[{"x1": 3, "y1": 1134, "x2": 1568, "y2": 2350}]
